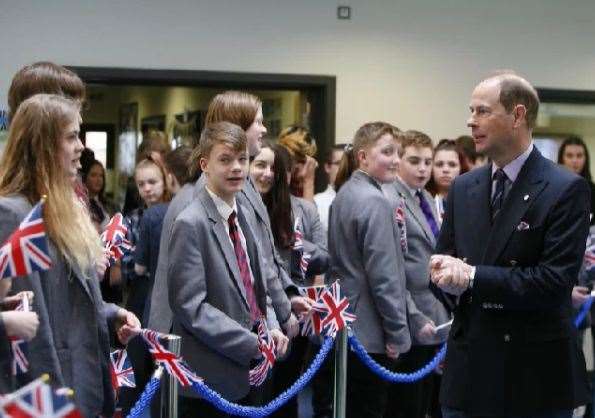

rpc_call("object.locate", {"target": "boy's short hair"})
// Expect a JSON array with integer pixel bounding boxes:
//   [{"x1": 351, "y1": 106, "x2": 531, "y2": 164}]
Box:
[
  {"x1": 398, "y1": 130, "x2": 433, "y2": 157},
  {"x1": 8, "y1": 62, "x2": 85, "y2": 120},
  {"x1": 189, "y1": 122, "x2": 247, "y2": 178}
]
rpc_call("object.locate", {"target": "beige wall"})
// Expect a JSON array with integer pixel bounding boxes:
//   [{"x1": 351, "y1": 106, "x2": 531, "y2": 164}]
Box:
[{"x1": 2, "y1": 0, "x2": 595, "y2": 143}]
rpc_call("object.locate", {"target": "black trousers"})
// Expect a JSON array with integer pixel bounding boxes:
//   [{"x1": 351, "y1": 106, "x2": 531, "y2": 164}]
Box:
[
  {"x1": 346, "y1": 350, "x2": 393, "y2": 418},
  {"x1": 306, "y1": 341, "x2": 334, "y2": 418},
  {"x1": 385, "y1": 344, "x2": 440, "y2": 418}
]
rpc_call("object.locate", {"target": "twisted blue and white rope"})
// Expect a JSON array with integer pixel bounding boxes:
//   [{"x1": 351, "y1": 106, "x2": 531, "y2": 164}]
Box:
[
  {"x1": 126, "y1": 367, "x2": 163, "y2": 418},
  {"x1": 190, "y1": 336, "x2": 334, "y2": 417},
  {"x1": 348, "y1": 334, "x2": 447, "y2": 383}
]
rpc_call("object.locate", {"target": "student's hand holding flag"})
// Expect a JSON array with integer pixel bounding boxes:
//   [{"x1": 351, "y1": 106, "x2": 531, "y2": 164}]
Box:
[
  {"x1": 290, "y1": 295, "x2": 314, "y2": 319},
  {"x1": 2, "y1": 310, "x2": 39, "y2": 341},
  {"x1": 95, "y1": 249, "x2": 111, "y2": 280},
  {"x1": 114, "y1": 308, "x2": 141, "y2": 344},
  {"x1": 1, "y1": 291, "x2": 34, "y2": 310},
  {"x1": 270, "y1": 328, "x2": 289, "y2": 357}
]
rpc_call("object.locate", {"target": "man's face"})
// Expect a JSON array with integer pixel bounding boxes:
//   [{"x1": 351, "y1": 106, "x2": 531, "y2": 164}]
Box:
[
  {"x1": 398, "y1": 146, "x2": 433, "y2": 190},
  {"x1": 467, "y1": 80, "x2": 515, "y2": 161}
]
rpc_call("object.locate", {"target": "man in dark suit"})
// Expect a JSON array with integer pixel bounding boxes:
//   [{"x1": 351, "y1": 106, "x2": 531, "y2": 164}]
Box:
[{"x1": 430, "y1": 72, "x2": 590, "y2": 418}]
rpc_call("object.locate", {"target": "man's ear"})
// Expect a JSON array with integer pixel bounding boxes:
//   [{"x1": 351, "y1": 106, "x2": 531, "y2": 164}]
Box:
[{"x1": 512, "y1": 104, "x2": 527, "y2": 129}]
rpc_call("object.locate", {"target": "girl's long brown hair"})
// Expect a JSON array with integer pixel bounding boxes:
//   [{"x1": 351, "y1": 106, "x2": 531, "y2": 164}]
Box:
[{"x1": 0, "y1": 94, "x2": 102, "y2": 273}]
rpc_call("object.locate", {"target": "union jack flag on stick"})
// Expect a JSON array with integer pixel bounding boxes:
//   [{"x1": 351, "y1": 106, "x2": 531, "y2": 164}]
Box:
[
  {"x1": 110, "y1": 349, "x2": 136, "y2": 391},
  {"x1": 140, "y1": 329, "x2": 202, "y2": 387},
  {"x1": 312, "y1": 281, "x2": 356, "y2": 338},
  {"x1": 9, "y1": 296, "x2": 30, "y2": 376},
  {"x1": 0, "y1": 199, "x2": 52, "y2": 280},
  {"x1": 100, "y1": 213, "x2": 133, "y2": 262},
  {"x1": 298, "y1": 286, "x2": 326, "y2": 336},
  {"x1": 249, "y1": 319, "x2": 276, "y2": 386},
  {"x1": 1, "y1": 374, "x2": 82, "y2": 418}
]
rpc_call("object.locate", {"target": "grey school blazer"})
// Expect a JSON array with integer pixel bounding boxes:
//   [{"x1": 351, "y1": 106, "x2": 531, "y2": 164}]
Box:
[
  {"x1": 238, "y1": 178, "x2": 293, "y2": 322},
  {"x1": 277, "y1": 196, "x2": 329, "y2": 285},
  {"x1": 167, "y1": 185, "x2": 267, "y2": 400},
  {"x1": 328, "y1": 171, "x2": 411, "y2": 354},
  {"x1": 147, "y1": 180, "x2": 202, "y2": 334},
  {"x1": 148, "y1": 176, "x2": 284, "y2": 334},
  {"x1": 0, "y1": 194, "x2": 118, "y2": 418},
  {"x1": 383, "y1": 180, "x2": 450, "y2": 345}
]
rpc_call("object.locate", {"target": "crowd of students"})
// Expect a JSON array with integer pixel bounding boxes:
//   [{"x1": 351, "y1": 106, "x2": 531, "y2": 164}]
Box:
[{"x1": 0, "y1": 61, "x2": 592, "y2": 418}]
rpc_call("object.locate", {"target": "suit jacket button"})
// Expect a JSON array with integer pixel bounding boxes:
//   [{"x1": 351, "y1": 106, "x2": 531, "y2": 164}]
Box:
[
  {"x1": 504, "y1": 334, "x2": 511, "y2": 342},
  {"x1": 510, "y1": 260, "x2": 517, "y2": 266}
]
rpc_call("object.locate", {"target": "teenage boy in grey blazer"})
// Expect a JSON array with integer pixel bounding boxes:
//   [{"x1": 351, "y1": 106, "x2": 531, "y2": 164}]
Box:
[
  {"x1": 383, "y1": 130, "x2": 450, "y2": 418},
  {"x1": 168, "y1": 122, "x2": 288, "y2": 417}
]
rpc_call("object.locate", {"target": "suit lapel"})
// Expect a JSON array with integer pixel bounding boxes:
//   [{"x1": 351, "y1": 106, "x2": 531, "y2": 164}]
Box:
[
  {"x1": 198, "y1": 187, "x2": 249, "y2": 308},
  {"x1": 242, "y1": 177, "x2": 270, "y2": 227},
  {"x1": 394, "y1": 180, "x2": 435, "y2": 244},
  {"x1": 466, "y1": 165, "x2": 493, "y2": 262},
  {"x1": 482, "y1": 149, "x2": 547, "y2": 265}
]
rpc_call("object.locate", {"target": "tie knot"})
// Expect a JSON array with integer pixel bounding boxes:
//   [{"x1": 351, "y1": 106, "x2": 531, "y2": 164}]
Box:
[
  {"x1": 493, "y1": 168, "x2": 507, "y2": 182},
  {"x1": 228, "y1": 211, "x2": 237, "y2": 226}
]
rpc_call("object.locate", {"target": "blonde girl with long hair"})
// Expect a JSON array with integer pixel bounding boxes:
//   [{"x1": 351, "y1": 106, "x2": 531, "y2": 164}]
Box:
[{"x1": 0, "y1": 94, "x2": 139, "y2": 418}]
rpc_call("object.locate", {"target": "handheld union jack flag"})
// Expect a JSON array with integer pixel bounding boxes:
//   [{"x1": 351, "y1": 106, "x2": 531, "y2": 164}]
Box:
[
  {"x1": 395, "y1": 199, "x2": 407, "y2": 253},
  {"x1": 584, "y1": 232, "x2": 595, "y2": 271},
  {"x1": 101, "y1": 213, "x2": 133, "y2": 262},
  {"x1": 249, "y1": 319, "x2": 276, "y2": 386},
  {"x1": 312, "y1": 281, "x2": 356, "y2": 338},
  {"x1": 141, "y1": 329, "x2": 202, "y2": 387},
  {"x1": 298, "y1": 286, "x2": 326, "y2": 336},
  {"x1": 9, "y1": 296, "x2": 30, "y2": 376},
  {"x1": 110, "y1": 349, "x2": 136, "y2": 391},
  {"x1": 0, "y1": 201, "x2": 52, "y2": 280},
  {"x1": 1, "y1": 376, "x2": 82, "y2": 417}
]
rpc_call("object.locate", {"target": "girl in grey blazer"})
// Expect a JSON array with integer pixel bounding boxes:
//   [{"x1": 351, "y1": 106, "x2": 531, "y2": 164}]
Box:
[
  {"x1": 250, "y1": 142, "x2": 330, "y2": 417},
  {"x1": 329, "y1": 122, "x2": 411, "y2": 418},
  {"x1": 0, "y1": 95, "x2": 140, "y2": 418}
]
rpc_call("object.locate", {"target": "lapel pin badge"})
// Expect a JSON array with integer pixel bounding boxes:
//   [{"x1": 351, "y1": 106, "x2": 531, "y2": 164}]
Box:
[
  {"x1": 517, "y1": 221, "x2": 530, "y2": 231},
  {"x1": 523, "y1": 194, "x2": 529, "y2": 201}
]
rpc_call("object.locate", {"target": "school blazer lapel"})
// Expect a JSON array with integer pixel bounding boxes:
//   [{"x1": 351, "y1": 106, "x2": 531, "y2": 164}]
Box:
[
  {"x1": 199, "y1": 188, "x2": 249, "y2": 309},
  {"x1": 242, "y1": 177, "x2": 270, "y2": 227},
  {"x1": 482, "y1": 149, "x2": 547, "y2": 265},
  {"x1": 398, "y1": 182, "x2": 435, "y2": 245}
]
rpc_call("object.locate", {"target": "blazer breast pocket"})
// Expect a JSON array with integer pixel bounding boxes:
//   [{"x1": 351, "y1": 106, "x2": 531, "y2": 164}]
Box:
[{"x1": 504, "y1": 223, "x2": 545, "y2": 261}]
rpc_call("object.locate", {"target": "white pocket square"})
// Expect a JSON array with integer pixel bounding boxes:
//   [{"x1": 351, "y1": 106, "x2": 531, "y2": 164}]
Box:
[{"x1": 516, "y1": 221, "x2": 530, "y2": 231}]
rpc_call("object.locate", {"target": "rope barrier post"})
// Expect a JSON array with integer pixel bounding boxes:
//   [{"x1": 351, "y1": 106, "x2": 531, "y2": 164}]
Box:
[
  {"x1": 163, "y1": 334, "x2": 181, "y2": 418},
  {"x1": 333, "y1": 328, "x2": 348, "y2": 418}
]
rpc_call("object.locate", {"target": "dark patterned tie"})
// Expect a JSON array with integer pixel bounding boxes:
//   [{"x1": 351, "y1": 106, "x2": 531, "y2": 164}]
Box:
[
  {"x1": 491, "y1": 169, "x2": 508, "y2": 221},
  {"x1": 415, "y1": 190, "x2": 440, "y2": 238},
  {"x1": 228, "y1": 211, "x2": 261, "y2": 322}
]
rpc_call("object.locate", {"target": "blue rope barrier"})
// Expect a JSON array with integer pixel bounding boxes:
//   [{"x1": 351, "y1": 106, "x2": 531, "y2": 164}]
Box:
[
  {"x1": 348, "y1": 333, "x2": 447, "y2": 383},
  {"x1": 574, "y1": 295, "x2": 594, "y2": 328},
  {"x1": 126, "y1": 367, "x2": 162, "y2": 418},
  {"x1": 190, "y1": 336, "x2": 334, "y2": 417}
]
